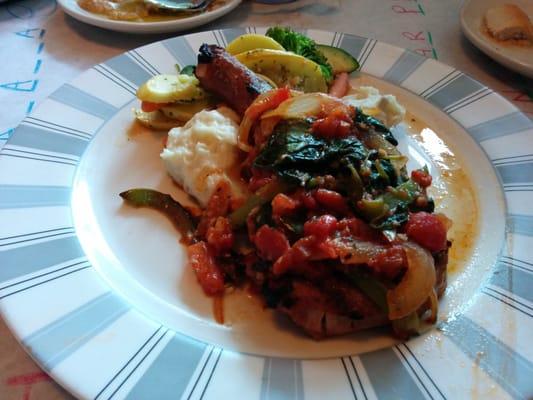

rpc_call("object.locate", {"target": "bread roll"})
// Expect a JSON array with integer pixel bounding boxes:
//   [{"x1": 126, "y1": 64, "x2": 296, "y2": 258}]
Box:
[{"x1": 484, "y1": 4, "x2": 533, "y2": 41}]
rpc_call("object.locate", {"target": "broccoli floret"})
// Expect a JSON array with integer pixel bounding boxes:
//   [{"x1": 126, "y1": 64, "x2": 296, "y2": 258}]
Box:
[{"x1": 266, "y1": 26, "x2": 333, "y2": 82}]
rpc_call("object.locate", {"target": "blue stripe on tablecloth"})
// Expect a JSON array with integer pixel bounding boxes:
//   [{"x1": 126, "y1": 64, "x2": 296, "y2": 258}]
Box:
[
  {"x1": 162, "y1": 37, "x2": 197, "y2": 67},
  {"x1": 49, "y1": 84, "x2": 117, "y2": 120},
  {"x1": 425, "y1": 74, "x2": 484, "y2": 110},
  {"x1": 6, "y1": 124, "x2": 89, "y2": 156},
  {"x1": 124, "y1": 334, "x2": 206, "y2": 400},
  {"x1": 491, "y1": 261, "x2": 533, "y2": 303},
  {"x1": 260, "y1": 358, "x2": 304, "y2": 400},
  {"x1": 359, "y1": 348, "x2": 426, "y2": 400},
  {"x1": 0, "y1": 185, "x2": 71, "y2": 209},
  {"x1": 104, "y1": 54, "x2": 152, "y2": 87},
  {"x1": 383, "y1": 50, "x2": 426, "y2": 85},
  {"x1": 508, "y1": 214, "x2": 533, "y2": 237},
  {"x1": 23, "y1": 292, "x2": 129, "y2": 369},
  {"x1": 442, "y1": 315, "x2": 533, "y2": 400},
  {"x1": 496, "y1": 162, "x2": 533, "y2": 185},
  {"x1": 467, "y1": 112, "x2": 533, "y2": 142},
  {"x1": 0, "y1": 235, "x2": 84, "y2": 284}
]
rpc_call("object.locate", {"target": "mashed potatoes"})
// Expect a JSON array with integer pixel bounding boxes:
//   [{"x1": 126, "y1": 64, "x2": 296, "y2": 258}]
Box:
[
  {"x1": 160, "y1": 109, "x2": 243, "y2": 206},
  {"x1": 343, "y1": 86, "x2": 405, "y2": 127}
]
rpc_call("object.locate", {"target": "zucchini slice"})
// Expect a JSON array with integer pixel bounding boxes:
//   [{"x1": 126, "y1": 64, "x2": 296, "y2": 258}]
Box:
[
  {"x1": 316, "y1": 44, "x2": 359, "y2": 74},
  {"x1": 136, "y1": 74, "x2": 205, "y2": 103}
]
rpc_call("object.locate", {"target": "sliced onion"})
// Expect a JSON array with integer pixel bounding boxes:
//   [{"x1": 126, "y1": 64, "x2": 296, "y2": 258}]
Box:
[
  {"x1": 387, "y1": 241, "x2": 436, "y2": 320},
  {"x1": 256, "y1": 73, "x2": 278, "y2": 89},
  {"x1": 238, "y1": 88, "x2": 291, "y2": 152},
  {"x1": 237, "y1": 120, "x2": 254, "y2": 152},
  {"x1": 258, "y1": 116, "x2": 282, "y2": 144},
  {"x1": 388, "y1": 155, "x2": 408, "y2": 176},
  {"x1": 261, "y1": 93, "x2": 346, "y2": 120},
  {"x1": 424, "y1": 288, "x2": 438, "y2": 324},
  {"x1": 359, "y1": 129, "x2": 399, "y2": 156}
]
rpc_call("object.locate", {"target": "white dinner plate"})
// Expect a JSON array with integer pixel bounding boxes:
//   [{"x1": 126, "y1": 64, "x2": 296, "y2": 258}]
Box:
[
  {"x1": 1, "y1": 28, "x2": 532, "y2": 399},
  {"x1": 57, "y1": 0, "x2": 241, "y2": 34},
  {"x1": 461, "y1": 0, "x2": 533, "y2": 78}
]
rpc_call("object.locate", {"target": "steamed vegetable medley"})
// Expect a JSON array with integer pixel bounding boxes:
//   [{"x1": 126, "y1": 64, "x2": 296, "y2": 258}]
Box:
[{"x1": 123, "y1": 27, "x2": 451, "y2": 339}]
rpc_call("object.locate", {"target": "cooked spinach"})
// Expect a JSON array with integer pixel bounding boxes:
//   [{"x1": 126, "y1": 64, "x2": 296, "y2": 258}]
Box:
[
  {"x1": 337, "y1": 160, "x2": 364, "y2": 200},
  {"x1": 369, "y1": 158, "x2": 397, "y2": 189},
  {"x1": 355, "y1": 108, "x2": 398, "y2": 146},
  {"x1": 371, "y1": 203, "x2": 409, "y2": 230},
  {"x1": 253, "y1": 120, "x2": 426, "y2": 231},
  {"x1": 254, "y1": 121, "x2": 368, "y2": 185}
]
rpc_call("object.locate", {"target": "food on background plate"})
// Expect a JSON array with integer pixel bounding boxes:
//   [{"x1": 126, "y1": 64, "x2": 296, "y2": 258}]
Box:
[
  {"x1": 122, "y1": 27, "x2": 452, "y2": 340},
  {"x1": 484, "y1": 4, "x2": 533, "y2": 43},
  {"x1": 78, "y1": 0, "x2": 224, "y2": 22}
]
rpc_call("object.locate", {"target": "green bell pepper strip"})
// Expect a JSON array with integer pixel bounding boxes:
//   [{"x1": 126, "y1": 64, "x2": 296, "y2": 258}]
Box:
[
  {"x1": 119, "y1": 188, "x2": 197, "y2": 243},
  {"x1": 348, "y1": 270, "x2": 389, "y2": 312},
  {"x1": 229, "y1": 180, "x2": 291, "y2": 228},
  {"x1": 349, "y1": 270, "x2": 426, "y2": 339},
  {"x1": 358, "y1": 179, "x2": 421, "y2": 223}
]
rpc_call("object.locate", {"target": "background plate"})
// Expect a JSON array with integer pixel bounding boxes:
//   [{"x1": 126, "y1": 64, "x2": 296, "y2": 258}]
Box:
[
  {"x1": 461, "y1": 0, "x2": 533, "y2": 78},
  {"x1": 1, "y1": 28, "x2": 532, "y2": 399},
  {"x1": 57, "y1": 0, "x2": 241, "y2": 34}
]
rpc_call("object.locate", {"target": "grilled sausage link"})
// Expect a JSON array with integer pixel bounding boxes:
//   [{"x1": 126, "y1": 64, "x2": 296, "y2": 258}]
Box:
[{"x1": 195, "y1": 44, "x2": 272, "y2": 115}]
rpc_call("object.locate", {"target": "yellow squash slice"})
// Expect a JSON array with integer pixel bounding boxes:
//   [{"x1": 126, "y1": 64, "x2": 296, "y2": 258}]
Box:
[
  {"x1": 226, "y1": 33, "x2": 285, "y2": 55},
  {"x1": 235, "y1": 49, "x2": 327, "y2": 93},
  {"x1": 160, "y1": 98, "x2": 212, "y2": 122}
]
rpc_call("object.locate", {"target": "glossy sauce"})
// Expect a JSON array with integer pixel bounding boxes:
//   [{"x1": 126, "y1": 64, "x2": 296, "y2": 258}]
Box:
[
  {"x1": 213, "y1": 296, "x2": 224, "y2": 324},
  {"x1": 404, "y1": 114, "x2": 479, "y2": 274}
]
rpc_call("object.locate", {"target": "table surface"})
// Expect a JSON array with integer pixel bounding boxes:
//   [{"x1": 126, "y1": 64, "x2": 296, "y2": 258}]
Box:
[{"x1": 0, "y1": 0, "x2": 532, "y2": 398}]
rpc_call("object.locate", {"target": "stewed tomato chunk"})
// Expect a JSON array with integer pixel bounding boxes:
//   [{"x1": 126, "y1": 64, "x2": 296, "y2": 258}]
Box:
[
  {"x1": 411, "y1": 169, "x2": 432, "y2": 188},
  {"x1": 303, "y1": 215, "x2": 338, "y2": 239},
  {"x1": 188, "y1": 242, "x2": 225, "y2": 296},
  {"x1": 255, "y1": 225, "x2": 290, "y2": 261},
  {"x1": 405, "y1": 211, "x2": 447, "y2": 252}
]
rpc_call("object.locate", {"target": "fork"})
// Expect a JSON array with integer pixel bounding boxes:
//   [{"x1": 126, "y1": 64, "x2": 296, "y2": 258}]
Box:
[{"x1": 144, "y1": 0, "x2": 213, "y2": 12}]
